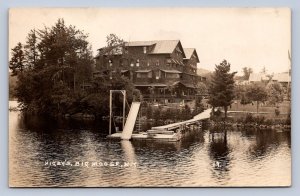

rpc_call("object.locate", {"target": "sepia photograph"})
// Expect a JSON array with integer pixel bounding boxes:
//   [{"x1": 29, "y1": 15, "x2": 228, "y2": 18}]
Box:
[{"x1": 8, "y1": 8, "x2": 291, "y2": 187}]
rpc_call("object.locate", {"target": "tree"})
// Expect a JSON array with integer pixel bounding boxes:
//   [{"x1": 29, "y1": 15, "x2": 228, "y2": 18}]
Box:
[
  {"x1": 242, "y1": 67, "x2": 252, "y2": 80},
  {"x1": 266, "y1": 82, "x2": 284, "y2": 106},
  {"x1": 24, "y1": 29, "x2": 39, "y2": 69},
  {"x1": 208, "y1": 60, "x2": 236, "y2": 118},
  {"x1": 9, "y1": 42, "x2": 26, "y2": 76},
  {"x1": 10, "y1": 18, "x2": 94, "y2": 114},
  {"x1": 261, "y1": 66, "x2": 267, "y2": 74},
  {"x1": 246, "y1": 83, "x2": 268, "y2": 114}
]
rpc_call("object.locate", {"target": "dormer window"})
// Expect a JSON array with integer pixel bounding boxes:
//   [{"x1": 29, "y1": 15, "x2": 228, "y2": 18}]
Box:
[{"x1": 143, "y1": 46, "x2": 147, "y2": 54}]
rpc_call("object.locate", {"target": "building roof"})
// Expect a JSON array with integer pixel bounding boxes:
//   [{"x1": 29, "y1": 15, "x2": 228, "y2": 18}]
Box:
[
  {"x1": 248, "y1": 73, "x2": 269, "y2": 82},
  {"x1": 125, "y1": 41, "x2": 156, "y2": 47},
  {"x1": 125, "y1": 40, "x2": 186, "y2": 57},
  {"x1": 272, "y1": 72, "x2": 291, "y2": 82},
  {"x1": 183, "y1": 48, "x2": 200, "y2": 63}
]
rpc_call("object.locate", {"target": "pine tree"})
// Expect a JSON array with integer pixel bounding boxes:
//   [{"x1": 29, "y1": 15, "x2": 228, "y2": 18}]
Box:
[
  {"x1": 24, "y1": 29, "x2": 38, "y2": 69},
  {"x1": 9, "y1": 42, "x2": 26, "y2": 76},
  {"x1": 208, "y1": 60, "x2": 236, "y2": 118}
]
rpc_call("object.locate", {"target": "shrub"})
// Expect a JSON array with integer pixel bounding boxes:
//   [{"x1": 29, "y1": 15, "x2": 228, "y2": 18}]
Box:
[
  {"x1": 244, "y1": 113, "x2": 255, "y2": 124},
  {"x1": 255, "y1": 116, "x2": 265, "y2": 125}
]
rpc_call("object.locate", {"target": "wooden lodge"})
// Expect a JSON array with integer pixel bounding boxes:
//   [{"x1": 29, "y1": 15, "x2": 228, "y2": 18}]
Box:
[{"x1": 94, "y1": 40, "x2": 206, "y2": 103}]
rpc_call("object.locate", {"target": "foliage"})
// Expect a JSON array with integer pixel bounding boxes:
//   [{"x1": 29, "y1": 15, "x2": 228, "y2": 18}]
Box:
[
  {"x1": 9, "y1": 42, "x2": 26, "y2": 76},
  {"x1": 245, "y1": 83, "x2": 268, "y2": 114},
  {"x1": 235, "y1": 85, "x2": 251, "y2": 105},
  {"x1": 208, "y1": 60, "x2": 236, "y2": 118},
  {"x1": 181, "y1": 105, "x2": 192, "y2": 120},
  {"x1": 196, "y1": 81, "x2": 207, "y2": 95},
  {"x1": 95, "y1": 74, "x2": 141, "y2": 113},
  {"x1": 9, "y1": 74, "x2": 18, "y2": 99},
  {"x1": 9, "y1": 19, "x2": 94, "y2": 115},
  {"x1": 242, "y1": 67, "x2": 253, "y2": 80},
  {"x1": 266, "y1": 82, "x2": 284, "y2": 106},
  {"x1": 24, "y1": 29, "x2": 39, "y2": 69},
  {"x1": 242, "y1": 113, "x2": 265, "y2": 125}
]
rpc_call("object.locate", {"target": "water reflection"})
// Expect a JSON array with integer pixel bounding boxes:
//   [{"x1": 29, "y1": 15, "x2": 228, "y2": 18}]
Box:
[
  {"x1": 9, "y1": 107, "x2": 291, "y2": 187},
  {"x1": 208, "y1": 132, "x2": 231, "y2": 185}
]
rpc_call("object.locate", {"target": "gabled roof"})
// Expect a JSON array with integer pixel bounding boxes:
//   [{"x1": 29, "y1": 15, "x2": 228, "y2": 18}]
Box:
[
  {"x1": 183, "y1": 48, "x2": 200, "y2": 63},
  {"x1": 125, "y1": 40, "x2": 186, "y2": 57}
]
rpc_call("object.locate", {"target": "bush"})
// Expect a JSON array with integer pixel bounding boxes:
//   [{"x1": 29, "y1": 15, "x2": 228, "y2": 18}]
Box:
[
  {"x1": 255, "y1": 116, "x2": 265, "y2": 125},
  {"x1": 244, "y1": 113, "x2": 255, "y2": 124},
  {"x1": 264, "y1": 119, "x2": 274, "y2": 126}
]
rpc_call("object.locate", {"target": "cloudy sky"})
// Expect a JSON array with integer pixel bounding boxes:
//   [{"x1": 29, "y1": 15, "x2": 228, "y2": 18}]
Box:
[{"x1": 9, "y1": 8, "x2": 291, "y2": 74}]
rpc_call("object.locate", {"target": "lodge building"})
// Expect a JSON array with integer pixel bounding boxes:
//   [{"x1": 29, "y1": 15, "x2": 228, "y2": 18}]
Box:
[{"x1": 94, "y1": 40, "x2": 205, "y2": 103}]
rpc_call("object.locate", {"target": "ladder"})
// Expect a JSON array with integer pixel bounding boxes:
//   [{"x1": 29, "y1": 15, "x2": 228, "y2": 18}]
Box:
[{"x1": 135, "y1": 106, "x2": 142, "y2": 133}]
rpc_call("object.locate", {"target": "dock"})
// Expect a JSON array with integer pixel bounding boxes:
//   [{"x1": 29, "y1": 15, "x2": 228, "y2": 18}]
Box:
[
  {"x1": 151, "y1": 108, "x2": 212, "y2": 131},
  {"x1": 107, "y1": 108, "x2": 212, "y2": 141}
]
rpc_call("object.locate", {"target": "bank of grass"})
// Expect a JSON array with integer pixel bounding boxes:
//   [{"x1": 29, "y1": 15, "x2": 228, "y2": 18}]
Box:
[
  {"x1": 211, "y1": 100, "x2": 291, "y2": 127},
  {"x1": 229, "y1": 100, "x2": 290, "y2": 115}
]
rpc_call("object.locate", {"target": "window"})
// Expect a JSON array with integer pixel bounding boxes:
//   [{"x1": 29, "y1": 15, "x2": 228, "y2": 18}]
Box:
[
  {"x1": 136, "y1": 59, "x2": 140, "y2": 67},
  {"x1": 130, "y1": 59, "x2": 134, "y2": 67},
  {"x1": 109, "y1": 59, "x2": 112, "y2": 66},
  {"x1": 143, "y1": 46, "x2": 147, "y2": 54},
  {"x1": 147, "y1": 61, "x2": 150, "y2": 66},
  {"x1": 155, "y1": 70, "x2": 160, "y2": 80}
]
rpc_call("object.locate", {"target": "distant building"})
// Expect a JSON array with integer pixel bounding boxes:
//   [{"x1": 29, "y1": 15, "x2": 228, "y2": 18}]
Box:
[
  {"x1": 248, "y1": 71, "x2": 291, "y2": 88},
  {"x1": 94, "y1": 40, "x2": 205, "y2": 103},
  {"x1": 248, "y1": 73, "x2": 269, "y2": 83},
  {"x1": 272, "y1": 72, "x2": 291, "y2": 87}
]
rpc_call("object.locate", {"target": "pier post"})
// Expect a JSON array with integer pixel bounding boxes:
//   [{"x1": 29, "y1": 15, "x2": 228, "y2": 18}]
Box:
[
  {"x1": 109, "y1": 90, "x2": 112, "y2": 135},
  {"x1": 123, "y1": 91, "x2": 126, "y2": 130}
]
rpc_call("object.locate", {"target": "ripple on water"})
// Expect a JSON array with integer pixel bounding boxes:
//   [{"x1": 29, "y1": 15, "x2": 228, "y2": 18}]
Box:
[{"x1": 9, "y1": 111, "x2": 291, "y2": 187}]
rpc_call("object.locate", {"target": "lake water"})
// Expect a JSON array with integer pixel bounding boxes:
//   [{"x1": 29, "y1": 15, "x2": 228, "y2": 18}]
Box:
[{"x1": 9, "y1": 101, "x2": 291, "y2": 187}]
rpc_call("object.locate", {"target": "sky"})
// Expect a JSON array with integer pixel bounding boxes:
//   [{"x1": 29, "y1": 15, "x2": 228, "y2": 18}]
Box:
[{"x1": 9, "y1": 8, "x2": 291, "y2": 75}]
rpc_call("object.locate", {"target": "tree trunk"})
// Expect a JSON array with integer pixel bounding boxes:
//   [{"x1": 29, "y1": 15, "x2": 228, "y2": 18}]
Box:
[
  {"x1": 224, "y1": 106, "x2": 228, "y2": 119},
  {"x1": 257, "y1": 101, "x2": 259, "y2": 114}
]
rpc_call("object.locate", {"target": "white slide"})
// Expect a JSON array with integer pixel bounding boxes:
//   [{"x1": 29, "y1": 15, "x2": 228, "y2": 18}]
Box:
[{"x1": 121, "y1": 102, "x2": 141, "y2": 140}]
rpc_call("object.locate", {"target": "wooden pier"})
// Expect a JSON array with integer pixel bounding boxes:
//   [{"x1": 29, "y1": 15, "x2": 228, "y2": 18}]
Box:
[{"x1": 107, "y1": 108, "x2": 212, "y2": 141}]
